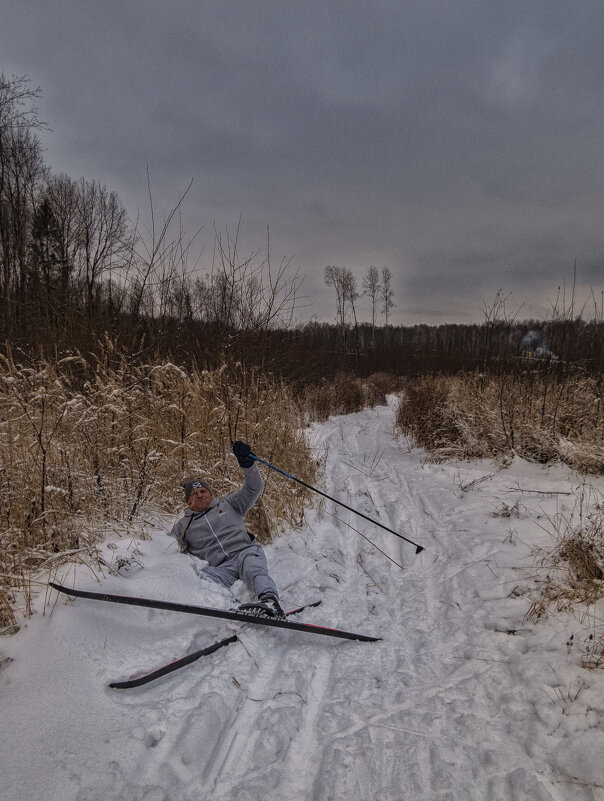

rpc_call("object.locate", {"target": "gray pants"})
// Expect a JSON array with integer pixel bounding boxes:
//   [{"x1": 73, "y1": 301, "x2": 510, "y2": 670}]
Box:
[{"x1": 202, "y1": 544, "x2": 279, "y2": 598}]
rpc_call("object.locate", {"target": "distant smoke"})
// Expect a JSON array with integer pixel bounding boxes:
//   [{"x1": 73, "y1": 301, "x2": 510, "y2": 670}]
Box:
[
  {"x1": 520, "y1": 330, "x2": 544, "y2": 350},
  {"x1": 520, "y1": 329, "x2": 554, "y2": 358}
]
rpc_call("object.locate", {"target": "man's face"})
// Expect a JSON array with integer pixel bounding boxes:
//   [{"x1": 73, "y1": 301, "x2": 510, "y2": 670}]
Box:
[{"x1": 187, "y1": 486, "x2": 213, "y2": 512}]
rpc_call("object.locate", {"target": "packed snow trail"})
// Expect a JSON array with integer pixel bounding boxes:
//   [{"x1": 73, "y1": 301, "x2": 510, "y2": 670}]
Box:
[{"x1": 2, "y1": 398, "x2": 604, "y2": 800}]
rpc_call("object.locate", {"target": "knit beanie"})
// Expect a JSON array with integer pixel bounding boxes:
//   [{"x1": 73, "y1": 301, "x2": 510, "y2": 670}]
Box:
[{"x1": 183, "y1": 478, "x2": 212, "y2": 501}]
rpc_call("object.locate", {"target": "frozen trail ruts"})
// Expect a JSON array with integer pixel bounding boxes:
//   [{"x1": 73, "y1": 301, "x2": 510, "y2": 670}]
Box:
[
  {"x1": 137, "y1": 404, "x2": 571, "y2": 798},
  {"x1": 165, "y1": 399, "x2": 564, "y2": 801},
  {"x1": 238, "y1": 399, "x2": 569, "y2": 801},
  {"x1": 6, "y1": 399, "x2": 602, "y2": 801}
]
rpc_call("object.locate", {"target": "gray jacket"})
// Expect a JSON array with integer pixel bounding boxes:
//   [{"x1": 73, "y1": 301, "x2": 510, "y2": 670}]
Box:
[{"x1": 169, "y1": 465, "x2": 263, "y2": 566}]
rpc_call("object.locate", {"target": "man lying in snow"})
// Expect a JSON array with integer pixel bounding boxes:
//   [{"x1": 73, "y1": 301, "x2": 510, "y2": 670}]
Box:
[{"x1": 169, "y1": 440, "x2": 286, "y2": 619}]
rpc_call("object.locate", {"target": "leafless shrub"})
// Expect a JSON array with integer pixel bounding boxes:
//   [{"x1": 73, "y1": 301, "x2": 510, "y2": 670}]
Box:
[
  {"x1": 366, "y1": 371, "x2": 400, "y2": 404},
  {"x1": 492, "y1": 501, "x2": 526, "y2": 518},
  {"x1": 302, "y1": 372, "x2": 394, "y2": 422}
]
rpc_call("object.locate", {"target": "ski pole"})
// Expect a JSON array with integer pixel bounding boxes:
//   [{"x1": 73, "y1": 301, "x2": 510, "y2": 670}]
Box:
[{"x1": 249, "y1": 453, "x2": 424, "y2": 555}]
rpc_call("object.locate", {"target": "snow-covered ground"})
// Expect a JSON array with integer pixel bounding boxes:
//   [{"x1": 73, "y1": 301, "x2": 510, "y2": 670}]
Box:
[{"x1": 2, "y1": 398, "x2": 604, "y2": 801}]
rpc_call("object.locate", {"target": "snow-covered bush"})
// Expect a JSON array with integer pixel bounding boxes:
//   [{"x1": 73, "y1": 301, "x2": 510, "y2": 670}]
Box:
[{"x1": 394, "y1": 370, "x2": 604, "y2": 473}]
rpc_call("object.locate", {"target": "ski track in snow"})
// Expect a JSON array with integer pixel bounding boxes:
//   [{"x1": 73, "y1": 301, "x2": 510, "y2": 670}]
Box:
[{"x1": 2, "y1": 398, "x2": 604, "y2": 800}]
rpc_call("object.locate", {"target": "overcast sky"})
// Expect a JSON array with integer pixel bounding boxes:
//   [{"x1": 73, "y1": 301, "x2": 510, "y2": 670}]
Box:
[{"x1": 3, "y1": 1, "x2": 604, "y2": 325}]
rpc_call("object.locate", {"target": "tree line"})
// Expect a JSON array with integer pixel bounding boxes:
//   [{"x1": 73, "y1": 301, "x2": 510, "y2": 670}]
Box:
[
  {"x1": 2, "y1": 73, "x2": 602, "y2": 379},
  {"x1": 0, "y1": 74, "x2": 302, "y2": 362},
  {"x1": 1, "y1": 76, "x2": 131, "y2": 343},
  {"x1": 268, "y1": 316, "x2": 603, "y2": 382}
]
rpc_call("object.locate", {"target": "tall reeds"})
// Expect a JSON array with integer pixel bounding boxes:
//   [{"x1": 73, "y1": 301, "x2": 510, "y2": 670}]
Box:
[
  {"x1": 0, "y1": 345, "x2": 317, "y2": 628},
  {"x1": 395, "y1": 368, "x2": 604, "y2": 474}
]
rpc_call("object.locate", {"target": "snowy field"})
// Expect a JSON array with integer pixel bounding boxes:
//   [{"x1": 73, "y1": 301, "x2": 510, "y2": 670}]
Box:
[{"x1": 2, "y1": 397, "x2": 604, "y2": 801}]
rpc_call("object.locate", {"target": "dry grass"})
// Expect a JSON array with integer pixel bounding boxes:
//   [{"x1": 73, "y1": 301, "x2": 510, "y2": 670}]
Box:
[
  {"x1": 523, "y1": 487, "x2": 604, "y2": 669},
  {"x1": 0, "y1": 345, "x2": 317, "y2": 627},
  {"x1": 524, "y1": 488, "x2": 604, "y2": 670},
  {"x1": 581, "y1": 633, "x2": 604, "y2": 669},
  {"x1": 394, "y1": 370, "x2": 604, "y2": 473},
  {"x1": 303, "y1": 371, "x2": 399, "y2": 422},
  {"x1": 525, "y1": 489, "x2": 604, "y2": 623},
  {"x1": 397, "y1": 370, "x2": 604, "y2": 668},
  {"x1": 0, "y1": 589, "x2": 17, "y2": 632}
]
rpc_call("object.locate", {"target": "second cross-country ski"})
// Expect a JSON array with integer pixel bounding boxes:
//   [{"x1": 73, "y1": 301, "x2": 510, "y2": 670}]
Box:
[{"x1": 109, "y1": 600, "x2": 323, "y2": 689}]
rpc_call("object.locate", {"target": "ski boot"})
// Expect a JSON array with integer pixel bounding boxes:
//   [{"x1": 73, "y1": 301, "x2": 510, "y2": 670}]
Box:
[{"x1": 237, "y1": 593, "x2": 286, "y2": 620}]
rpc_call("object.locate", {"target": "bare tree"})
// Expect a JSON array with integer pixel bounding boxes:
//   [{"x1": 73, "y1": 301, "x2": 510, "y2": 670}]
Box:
[
  {"x1": 30, "y1": 195, "x2": 62, "y2": 320},
  {"x1": 75, "y1": 178, "x2": 134, "y2": 322},
  {"x1": 362, "y1": 265, "x2": 381, "y2": 345},
  {"x1": 0, "y1": 74, "x2": 48, "y2": 332},
  {"x1": 127, "y1": 174, "x2": 197, "y2": 324},
  {"x1": 343, "y1": 269, "x2": 360, "y2": 352},
  {"x1": 0, "y1": 73, "x2": 45, "y2": 136},
  {"x1": 324, "y1": 265, "x2": 347, "y2": 336},
  {"x1": 324, "y1": 265, "x2": 358, "y2": 349},
  {"x1": 0, "y1": 127, "x2": 46, "y2": 327},
  {"x1": 381, "y1": 266, "x2": 395, "y2": 325},
  {"x1": 209, "y1": 221, "x2": 301, "y2": 335},
  {"x1": 30, "y1": 174, "x2": 82, "y2": 324}
]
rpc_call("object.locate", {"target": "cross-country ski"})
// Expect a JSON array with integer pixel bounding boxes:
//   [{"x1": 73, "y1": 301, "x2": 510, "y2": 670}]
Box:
[
  {"x1": 50, "y1": 583, "x2": 377, "y2": 642},
  {"x1": 109, "y1": 601, "x2": 322, "y2": 689}
]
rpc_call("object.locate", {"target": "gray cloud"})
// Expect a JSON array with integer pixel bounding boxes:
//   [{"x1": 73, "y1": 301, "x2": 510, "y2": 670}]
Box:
[{"x1": 2, "y1": 0, "x2": 604, "y2": 324}]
